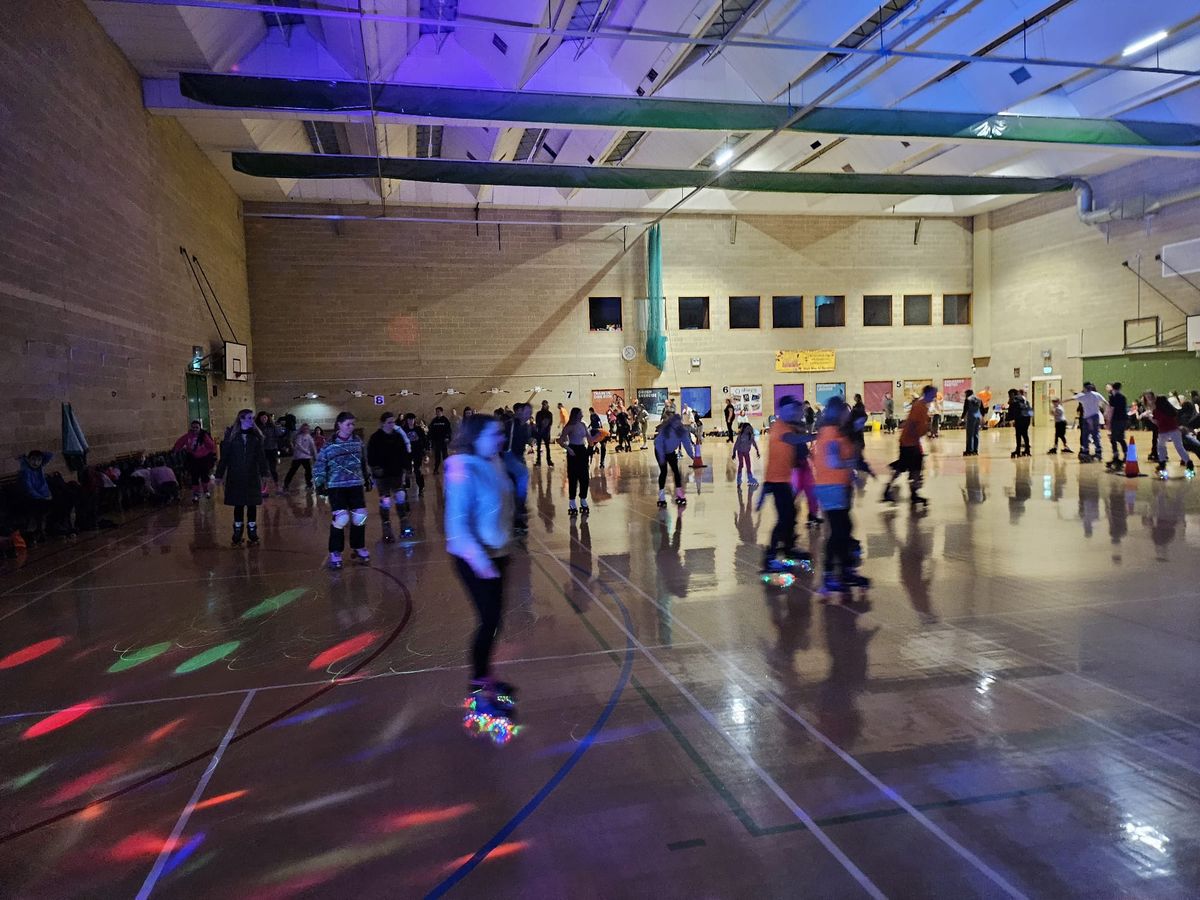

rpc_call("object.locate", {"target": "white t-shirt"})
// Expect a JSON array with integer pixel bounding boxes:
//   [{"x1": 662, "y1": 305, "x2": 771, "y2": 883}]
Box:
[
  {"x1": 1075, "y1": 390, "x2": 1106, "y2": 419},
  {"x1": 1053, "y1": 404, "x2": 1066, "y2": 423}
]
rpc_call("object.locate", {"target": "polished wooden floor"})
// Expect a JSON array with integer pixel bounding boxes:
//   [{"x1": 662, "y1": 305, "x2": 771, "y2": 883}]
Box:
[{"x1": 2, "y1": 426, "x2": 1199, "y2": 898}]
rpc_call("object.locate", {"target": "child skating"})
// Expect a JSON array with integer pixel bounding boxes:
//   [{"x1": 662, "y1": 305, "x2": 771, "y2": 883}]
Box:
[
  {"x1": 812, "y1": 397, "x2": 869, "y2": 599},
  {"x1": 732, "y1": 422, "x2": 760, "y2": 485},
  {"x1": 654, "y1": 413, "x2": 696, "y2": 507},
  {"x1": 759, "y1": 396, "x2": 815, "y2": 574},
  {"x1": 314, "y1": 412, "x2": 372, "y2": 569},
  {"x1": 883, "y1": 385, "x2": 935, "y2": 508},
  {"x1": 1048, "y1": 398, "x2": 1072, "y2": 454}
]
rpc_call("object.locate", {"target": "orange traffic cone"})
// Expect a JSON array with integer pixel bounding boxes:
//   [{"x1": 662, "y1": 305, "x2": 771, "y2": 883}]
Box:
[{"x1": 1124, "y1": 437, "x2": 1140, "y2": 478}]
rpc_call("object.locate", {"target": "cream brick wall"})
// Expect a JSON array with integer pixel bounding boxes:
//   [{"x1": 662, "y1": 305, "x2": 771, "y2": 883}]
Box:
[
  {"x1": 0, "y1": 0, "x2": 253, "y2": 476},
  {"x1": 246, "y1": 209, "x2": 974, "y2": 425}
]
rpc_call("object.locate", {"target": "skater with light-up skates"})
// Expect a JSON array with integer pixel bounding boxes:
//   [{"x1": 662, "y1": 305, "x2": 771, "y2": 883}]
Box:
[
  {"x1": 813, "y1": 397, "x2": 869, "y2": 599},
  {"x1": 315, "y1": 412, "x2": 373, "y2": 569},
  {"x1": 654, "y1": 413, "x2": 695, "y2": 508},
  {"x1": 445, "y1": 414, "x2": 519, "y2": 743},
  {"x1": 883, "y1": 384, "x2": 935, "y2": 508},
  {"x1": 759, "y1": 396, "x2": 815, "y2": 576}
]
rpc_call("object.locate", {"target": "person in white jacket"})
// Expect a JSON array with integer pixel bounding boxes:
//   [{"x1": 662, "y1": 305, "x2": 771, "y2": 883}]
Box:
[
  {"x1": 283, "y1": 423, "x2": 317, "y2": 492},
  {"x1": 444, "y1": 414, "x2": 515, "y2": 701}
]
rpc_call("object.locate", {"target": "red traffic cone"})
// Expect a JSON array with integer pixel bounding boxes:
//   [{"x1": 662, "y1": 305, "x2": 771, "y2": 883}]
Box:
[
  {"x1": 1124, "y1": 437, "x2": 1140, "y2": 478},
  {"x1": 691, "y1": 447, "x2": 706, "y2": 467}
]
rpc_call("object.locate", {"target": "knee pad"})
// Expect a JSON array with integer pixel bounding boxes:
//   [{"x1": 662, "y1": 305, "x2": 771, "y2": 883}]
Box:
[
  {"x1": 380, "y1": 496, "x2": 392, "y2": 510},
  {"x1": 352, "y1": 509, "x2": 369, "y2": 527},
  {"x1": 331, "y1": 509, "x2": 350, "y2": 529}
]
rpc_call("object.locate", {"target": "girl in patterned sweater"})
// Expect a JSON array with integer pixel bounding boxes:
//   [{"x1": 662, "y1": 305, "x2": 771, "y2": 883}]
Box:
[{"x1": 314, "y1": 411, "x2": 372, "y2": 569}]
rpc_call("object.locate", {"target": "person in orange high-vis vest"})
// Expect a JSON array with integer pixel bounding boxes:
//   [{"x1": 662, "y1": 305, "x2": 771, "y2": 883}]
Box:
[
  {"x1": 883, "y1": 385, "x2": 935, "y2": 508},
  {"x1": 812, "y1": 397, "x2": 868, "y2": 592},
  {"x1": 761, "y1": 396, "x2": 815, "y2": 571}
]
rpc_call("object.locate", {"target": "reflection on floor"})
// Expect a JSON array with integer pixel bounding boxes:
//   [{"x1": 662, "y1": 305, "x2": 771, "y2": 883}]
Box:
[{"x1": 2, "y1": 425, "x2": 1199, "y2": 898}]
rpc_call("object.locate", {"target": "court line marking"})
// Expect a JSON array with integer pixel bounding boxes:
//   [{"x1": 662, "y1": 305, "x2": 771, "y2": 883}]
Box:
[
  {"x1": 0, "y1": 528, "x2": 180, "y2": 624},
  {"x1": 0, "y1": 643, "x2": 702, "y2": 720},
  {"x1": 134, "y1": 689, "x2": 256, "y2": 900},
  {"x1": 539, "y1": 533, "x2": 1029, "y2": 900},
  {"x1": 533, "y1": 535, "x2": 886, "y2": 900}
]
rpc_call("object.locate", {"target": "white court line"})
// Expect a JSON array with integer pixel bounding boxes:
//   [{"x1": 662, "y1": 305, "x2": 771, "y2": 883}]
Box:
[
  {"x1": 0, "y1": 528, "x2": 179, "y2": 624},
  {"x1": 0, "y1": 643, "x2": 702, "y2": 720},
  {"x1": 533, "y1": 537, "x2": 887, "y2": 900},
  {"x1": 939, "y1": 587, "x2": 1200, "y2": 622},
  {"x1": 134, "y1": 689, "x2": 256, "y2": 900},
  {"x1": 537, "y1": 533, "x2": 1029, "y2": 900}
]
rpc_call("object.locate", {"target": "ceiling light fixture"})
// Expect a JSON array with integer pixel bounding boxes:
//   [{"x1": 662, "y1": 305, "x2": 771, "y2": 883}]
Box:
[
  {"x1": 714, "y1": 146, "x2": 734, "y2": 167},
  {"x1": 1122, "y1": 30, "x2": 1168, "y2": 57}
]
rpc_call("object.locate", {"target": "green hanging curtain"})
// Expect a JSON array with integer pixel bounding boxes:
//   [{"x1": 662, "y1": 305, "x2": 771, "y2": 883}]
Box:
[{"x1": 646, "y1": 224, "x2": 667, "y2": 371}]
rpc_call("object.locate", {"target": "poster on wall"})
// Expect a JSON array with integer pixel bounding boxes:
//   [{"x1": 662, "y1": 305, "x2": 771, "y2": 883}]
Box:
[
  {"x1": 591, "y1": 388, "x2": 625, "y2": 414},
  {"x1": 815, "y1": 383, "x2": 846, "y2": 406},
  {"x1": 728, "y1": 385, "x2": 763, "y2": 417},
  {"x1": 636, "y1": 387, "x2": 668, "y2": 417},
  {"x1": 941, "y1": 377, "x2": 971, "y2": 415},
  {"x1": 773, "y1": 383, "x2": 805, "y2": 410},
  {"x1": 775, "y1": 349, "x2": 836, "y2": 373},
  {"x1": 902, "y1": 379, "x2": 932, "y2": 406},
  {"x1": 863, "y1": 380, "x2": 891, "y2": 414},
  {"x1": 681, "y1": 386, "x2": 712, "y2": 419}
]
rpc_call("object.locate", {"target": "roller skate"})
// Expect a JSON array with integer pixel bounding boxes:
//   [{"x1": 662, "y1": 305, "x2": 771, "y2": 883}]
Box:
[
  {"x1": 1156, "y1": 461, "x2": 1169, "y2": 480},
  {"x1": 1011, "y1": 450, "x2": 1021, "y2": 458},
  {"x1": 580, "y1": 501, "x2": 590, "y2": 518},
  {"x1": 657, "y1": 490, "x2": 668, "y2": 508},
  {"x1": 1047, "y1": 447, "x2": 1057, "y2": 455},
  {"x1": 568, "y1": 500, "x2": 578, "y2": 517},
  {"x1": 747, "y1": 475, "x2": 758, "y2": 486},
  {"x1": 910, "y1": 492, "x2": 928, "y2": 509},
  {"x1": 462, "y1": 680, "x2": 520, "y2": 745},
  {"x1": 354, "y1": 548, "x2": 370, "y2": 563},
  {"x1": 328, "y1": 552, "x2": 343, "y2": 570},
  {"x1": 882, "y1": 485, "x2": 897, "y2": 504},
  {"x1": 231, "y1": 523, "x2": 244, "y2": 547},
  {"x1": 674, "y1": 488, "x2": 687, "y2": 507},
  {"x1": 1187, "y1": 461, "x2": 1196, "y2": 479},
  {"x1": 848, "y1": 538, "x2": 863, "y2": 567},
  {"x1": 806, "y1": 513, "x2": 824, "y2": 528},
  {"x1": 381, "y1": 520, "x2": 395, "y2": 543},
  {"x1": 817, "y1": 571, "x2": 845, "y2": 600},
  {"x1": 247, "y1": 523, "x2": 259, "y2": 546},
  {"x1": 399, "y1": 521, "x2": 415, "y2": 538}
]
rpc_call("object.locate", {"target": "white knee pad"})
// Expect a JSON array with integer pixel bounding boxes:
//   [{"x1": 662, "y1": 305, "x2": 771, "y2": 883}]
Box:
[
  {"x1": 352, "y1": 508, "x2": 369, "y2": 527},
  {"x1": 332, "y1": 509, "x2": 350, "y2": 529},
  {"x1": 380, "y1": 496, "x2": 392, "y2": 510}
]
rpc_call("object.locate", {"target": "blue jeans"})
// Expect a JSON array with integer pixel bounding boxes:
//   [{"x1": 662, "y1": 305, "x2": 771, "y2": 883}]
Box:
[
  {"x1": 1080, "y1": 415, "x2": 1102, "y2": 456},
  {"x1": 503, "y1": 452, "x2": 528, "y2": 525},
  {"x1": 965, "y1": 414, "x2": 981, "y2": 453}
]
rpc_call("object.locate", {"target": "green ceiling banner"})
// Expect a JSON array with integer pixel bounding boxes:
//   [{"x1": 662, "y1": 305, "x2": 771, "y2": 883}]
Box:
[
  {"x1": 183, "y1": 73, "x2": 1200, "y2": 148},
  {"x1": 232, "y1": 152, "x2": 1072, "y2": 195}
]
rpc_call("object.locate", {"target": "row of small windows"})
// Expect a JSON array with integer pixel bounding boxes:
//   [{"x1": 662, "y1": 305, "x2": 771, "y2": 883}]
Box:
[{"x1": 589, "y1": 294, "x2": 971, "y2": 331}]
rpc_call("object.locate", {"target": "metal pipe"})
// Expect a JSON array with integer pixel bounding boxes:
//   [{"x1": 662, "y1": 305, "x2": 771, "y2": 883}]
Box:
[
  {"x1": 1075, "y1": 178, "x2": 1200, "y2": 226},
  {"x1": 243, "y1": 210, "x2": 654, "y2": 227},
  {"x1": 255, "y1": 372, "x2": 599, "y2": 384},
  {"x1": 91, "y1": 0, "x2": 1200, "y2": 79}
]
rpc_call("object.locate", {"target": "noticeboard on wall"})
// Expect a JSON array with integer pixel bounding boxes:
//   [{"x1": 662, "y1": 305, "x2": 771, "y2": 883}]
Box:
[
  {"x1": 775, "y1": 349, "x2": 836, "y2": 373},
  {"x1": 815, "y1": 383, "x2": 846, "y2": 406},
  {"x1": 728, "y1": 385, "x2": 763, "y2": 417},
  {"x1": 681, "y1": 386, "x2": 712, "y2": 419},
  {"x1": 636, "y1": 387, "x2": 668, "y2": 417}
]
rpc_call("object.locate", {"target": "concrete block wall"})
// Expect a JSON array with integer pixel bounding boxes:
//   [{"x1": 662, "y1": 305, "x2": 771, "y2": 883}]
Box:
[
  {"x1": 0, "y1": 0, "x2": 253, "y2": 476},
  {"x1": 245, "y1": 209, "x2": 974, "y2": 426}
]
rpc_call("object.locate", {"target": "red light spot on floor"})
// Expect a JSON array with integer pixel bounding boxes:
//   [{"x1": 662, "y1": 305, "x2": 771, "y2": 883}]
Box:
[
  {"x1": 147, "y1": 718, "x2": 185, "y2": 743},
  {"x1": 21, "y1": 697, "x2": 104, "y2": 740},
  {"x1": 379, "y1": 803, "x2": 475, "y2": 831},
  {"x1": 193, "y1": 790, "x2": 248, "y2": 811},
  {"x1": 76, "y1": 804, "x2": 104, "y2": 821},
  {"x1": 307, "y1": 632, "x2": 380, "y2": 671},
  {"x1": 109, "y1": 831, "x2": 182, "y2": 861},
  {"x1": 0, "y1": 637, "x2": 67, "y2": 669},
  {"x1": 445, "y1": 840, "x2": 529, "y2": 872},
  {"x1": 44, "y1": 762, "x2": 126, "y2": 806}
]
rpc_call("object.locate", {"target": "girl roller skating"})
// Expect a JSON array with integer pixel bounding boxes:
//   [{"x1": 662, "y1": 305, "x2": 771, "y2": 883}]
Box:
[
  {"x1": 759, "y1": 396, "x2": 814, "y2": 575},
  {"x1": 214, "y1": 409, "x2": 269, "y2": 546},
  {"x1": 314, "y1": 412, "x2": 372, "y2": 569},
  {"x1": 558, "y1": 407, "x2": 595, "y2": 517},
  {"x1": 654, "y1": 413, "x2": 695, "y2": 508},
  {"x1": 445, "y1": 414, "x2": 519, "y2": 743},
  {"x1": 813, "y1": 396, "x2": 869, "y2": 599},
  {"x1": 732, "y1": 422, "x2": 759, "y2": 486}
]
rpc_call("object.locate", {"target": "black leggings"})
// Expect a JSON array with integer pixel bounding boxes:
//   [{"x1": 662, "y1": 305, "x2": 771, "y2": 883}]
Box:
[
  {"x1": 824, "y1": 507, "x2": 852, "y2": 575},
  {"x1": 283, "y1": 458, "x2": 312, "y2": 488},
  {"x1": 1014, "y1": 418, "x2": 1031, "y2": 453},
  {"x1": 567, "y1": 445, "x2": 589, "y2": 500},
  {"x1": 232, "y1": 505, "x2": 257, "y2": 525},
  {"x1": 1053, "y1": 421, "x2": 1069, "y2": 448},
  {"x1": 454, "y1": 555, "x2": 509, "y2": 680},
  {"x1": 763, "y1": 482, "x2": 796, "y2": 559},
  {"x1": 593, "y1": 441, "x2": 607, "y2": 467},
  {"x1": 658, "y1": 452, "x2": 682, "y2": 490},
  {"x1": 535, "y1": 435, "x2": 552, "y2": 462}
]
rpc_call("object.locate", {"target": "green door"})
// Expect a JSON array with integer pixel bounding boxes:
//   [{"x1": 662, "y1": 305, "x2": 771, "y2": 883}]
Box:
[{"x1": 186, "y1": 373, "x2": 211, "y2": 431}]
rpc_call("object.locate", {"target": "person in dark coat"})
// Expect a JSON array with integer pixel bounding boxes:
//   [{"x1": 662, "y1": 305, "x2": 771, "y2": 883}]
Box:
[{"x1": 215, "y1": 408, "x2": 269, "y2": 546}]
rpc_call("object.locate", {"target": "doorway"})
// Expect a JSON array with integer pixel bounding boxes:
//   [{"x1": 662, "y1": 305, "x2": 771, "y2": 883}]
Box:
[
  {"x1": 1031, "y1": 377, "x2": 1061, "y2": 426},
  {"x1": 186, "y1": 372, "x2": 211, "y2": 431}
]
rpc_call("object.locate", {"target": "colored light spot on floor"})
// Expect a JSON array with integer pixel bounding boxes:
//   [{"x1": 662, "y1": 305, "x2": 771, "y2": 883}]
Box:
[
  {"x1": 76, "y1": 803, "x2": 104, "y2": 822},
  {"x1": 193, "y1": 790, "x2": 247, "y2": 811},
  {"x1": 444, "y1": 840, "x2": 529, "y2": 872},
  {"x1": 4, "y1": 764, "x2": 52, "y2": 792},
  {"x1": 107, "y1": 641, "x2": 173, "y2": 673},
  {"x1": 160, "y1": 832, "x2": 206, "y2": 878},
  {"x1": 379, "y1": 803, "x2": 475, "y2": 832},
  {"x1": 307, "y1": 632, "x2": 379, "y2": 671},
  {"x1": 109, "y1": 831, "x2": 182, "y2": 861},
  {"x1": 45, "y1": 761, "x2": 126, "y2": 805},
  {"x1": 147, "y1": 718, "x2": 185, "y2": 743},
  {"x1": 174, "y1": 641, "x2": 241, "y2": 675},
  {"x1": 241, "y1": 587, "x2": 308, "y2": 620},
  {"x1": 21, "y1": 697, "x2": 104, "y2": 740},
  {"x1": 272, "y1": 699, "x2": 360, "y2": 728},
  {"x1": 0, "y1": 637, "x2": 68, "y2": 669}
]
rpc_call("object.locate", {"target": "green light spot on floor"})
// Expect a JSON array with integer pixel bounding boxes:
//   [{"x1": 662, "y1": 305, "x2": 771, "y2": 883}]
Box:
[
  {"x1": 241, "y1": 587, "x2": 308, "y2": 620},
  {"x1": 5, "y1": 764, "x2": 51, "y2": 792},
  {"x1": 174, "y1": 641, "x2": 241, "y2": 675},
  {"x1": 107, "y1": 642, "x2": 174, "y2": 673}
]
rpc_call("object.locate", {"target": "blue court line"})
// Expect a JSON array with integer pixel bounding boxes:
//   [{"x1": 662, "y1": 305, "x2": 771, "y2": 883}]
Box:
[{"x1": 425, "y1": 565, "x2": 635, "y2": 898}]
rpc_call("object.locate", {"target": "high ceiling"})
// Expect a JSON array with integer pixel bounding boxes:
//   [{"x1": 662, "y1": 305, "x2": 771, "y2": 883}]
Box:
[{"x1": 88, "y1": 0, "x2": 1200, "y2": 217}]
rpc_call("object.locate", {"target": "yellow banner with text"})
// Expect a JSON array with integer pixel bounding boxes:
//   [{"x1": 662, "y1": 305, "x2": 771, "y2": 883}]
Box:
[{"x1": 774, "y1": 349, "x2": 836, "y2": 373}]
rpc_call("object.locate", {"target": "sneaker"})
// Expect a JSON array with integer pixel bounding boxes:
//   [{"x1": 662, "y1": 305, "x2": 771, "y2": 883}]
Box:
[
  {"x1": 1062, "y1": 448, "x2": 1073, "y2": 454},
  {"x1": 1047, "y1": 448, "x2": 1057, "y2": 454}
]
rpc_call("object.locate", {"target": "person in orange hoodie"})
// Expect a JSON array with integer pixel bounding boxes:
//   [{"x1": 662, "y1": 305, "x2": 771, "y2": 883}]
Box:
[
  {"x1": 883, "y1": 384, "x2": 935, "y2": 507},
  {"x1": 812, "y1": 396, "x2": 869, "y2": 594},
  {"x1": 761, "y1": 396, "x2": 815, "y2": 572}
]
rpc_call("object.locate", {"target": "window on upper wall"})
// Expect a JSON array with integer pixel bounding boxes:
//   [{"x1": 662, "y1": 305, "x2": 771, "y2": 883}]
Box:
[
  {"x1": 678, "y1": 296, "x2": 710, "y2": 330},
  {"x1": 863, "y1": 295, "x2": 893, "y2": 326},
  {"x1": 729, "y1": 296, "x2": 760, "y2": 329},
  {"x1": 943, "y1": 293, "x2": 971, "y2": 324},
  {"x1": 815, "y1": 295, "x2": 845, "y2": 327},
  {"x1": 772, "y1": 295, "x2": 803, "y2": 328},
  {"x1": 903, "y1": 294, "x2": 932, "y2": 325},
  {"x1": 588, "y1": 297, "x2": 622, "y2": 331}
]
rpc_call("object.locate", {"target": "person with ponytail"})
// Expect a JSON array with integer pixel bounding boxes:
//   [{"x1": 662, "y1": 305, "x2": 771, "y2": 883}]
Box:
[{"x1": 214, "y1": 409, "x2": 268, "y2": 546}]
